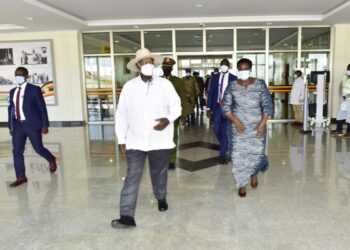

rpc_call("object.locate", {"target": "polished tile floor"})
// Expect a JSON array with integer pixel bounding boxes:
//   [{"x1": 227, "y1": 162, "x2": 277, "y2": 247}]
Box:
[{"x1": 1, "y1": 121, "x2": 350, "y2": 250}]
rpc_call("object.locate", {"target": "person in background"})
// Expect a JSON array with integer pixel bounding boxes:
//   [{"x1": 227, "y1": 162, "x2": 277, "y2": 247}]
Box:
[
  {"x1": 182, "y1": 68, "x2": 199, "y2": 125},
  {"x1": 7, "y1": 67, "x2": 57, "y2": 187},
  {"x1": 290, "y1": 70, "x2": 305, "y2": 126},
  {"x1": 205, "y1": 68, "x2": 219, "y2": 94},
  {"x1": 162, "y1": 57, "x2": 188, "y2": 170},
  {"x1": 330, "y1": 64, "x2": 350, "y2": 137},
  {"x1": 222, "y1": 58, "x2": 273, "y2": 197},
  {"x1": 193, "y1": 71, "x2": 205, "y2": 112},
  {"x1": 112, "y1": 49, "x2": 181, "y2": 229},
  {"x1": 207, "y1": 59, "x2": 237, "y2": 164}
]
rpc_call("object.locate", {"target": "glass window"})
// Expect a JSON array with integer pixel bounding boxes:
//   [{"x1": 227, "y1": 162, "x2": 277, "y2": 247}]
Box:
[
  {"x1": 269, "y1": 28, "x2": 298, "y2": 50},
  {"x1": 176, "y1": 30, "x2": 203, "y2": 52},
  {"x1": 84, "y1": 57, "x2": 112, "y2": 88},
  {"x1": 114, "y1": 55, "x2": 138, "y2": 88},
  {"x1": 237, "y1": 29, "x2": 266, "y2": 51},
  {"x1": 177, "y1": 56, "x2": 232, "y2": 78},
  {"x1": 85, "y1": 56, "x2": 113, "y2": 122},
  {"x1": 113, "y1": 32, "x2": 141, "y2": 53},
  {"x1": 302, "y1": 28, "x2": 331, "y2": 50},
  {"x1": 237, "y1": 53, "x2": 265, "y2": 79},
  {"x1": 144, "y1": 31, "x2": 172, "y2": 52},
  {"x1": 301, "y1": 52, "x2": 329, "y2": 79},
  {"x1": 83, "y1": 33, "x2": 110, "y2": 54},
  {"x1": 269, "y1": 52, "x2": 298, "y2": 85},
  {"x1": 87, "y1": 94, "x2": 114, "y2": 122},
  {"x1": 206, "y1": 29, "x2": 233, "y2": 51}
]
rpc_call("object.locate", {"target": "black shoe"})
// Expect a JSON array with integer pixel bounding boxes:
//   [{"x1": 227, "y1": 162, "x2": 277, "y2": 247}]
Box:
[
  {"x1": 111, "y1": 216, "x2": 136, "y2": 229},
  {"x1": 158, "y1": 198, "x2": 168, "y2": 212},
  {"x1": 219, "y1": 156, "x2": 227, "y2": 165},
  {"x1": 168, "y1": 163, "x2": 175, "y2": 170}
]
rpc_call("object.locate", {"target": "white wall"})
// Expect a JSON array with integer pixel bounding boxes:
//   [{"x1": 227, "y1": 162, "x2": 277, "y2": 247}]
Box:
[
  {"x1": 331, "y1": 24, "x2": 350, "y2": 118},
  {"x1": 0, "y1": 31, "x2": 84, "y2": 123}
]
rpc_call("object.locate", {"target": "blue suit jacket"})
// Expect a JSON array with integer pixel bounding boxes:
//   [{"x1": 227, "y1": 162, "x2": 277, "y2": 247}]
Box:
[
  {"x1": 8, "y1": 83, "x2": 50, "y2": 131},
  {"x1": 207, "y1": 73, "x2": 237, "y2": 114}
]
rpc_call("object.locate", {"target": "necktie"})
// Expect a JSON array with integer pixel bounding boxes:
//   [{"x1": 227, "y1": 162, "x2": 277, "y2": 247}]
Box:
[
  {"x1": 219, "y1": 74, "x2": 225, "y2": 105},
  {"x1": 16, "y1": 87, "x2": 21, "y2": 120}
]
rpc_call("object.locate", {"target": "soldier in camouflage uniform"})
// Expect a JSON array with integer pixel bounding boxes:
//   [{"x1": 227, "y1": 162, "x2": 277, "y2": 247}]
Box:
[
  {"x1": 182, "y1": 68, "x2": 200, "y2": 125},
  {"x1": 162, "y1": 57, "x2": 188, "y2": 170}
]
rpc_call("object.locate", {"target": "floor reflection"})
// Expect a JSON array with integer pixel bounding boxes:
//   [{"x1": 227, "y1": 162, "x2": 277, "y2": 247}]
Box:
[{"x1": 0, "y1": 124, "x2": 350, "y2": 249}]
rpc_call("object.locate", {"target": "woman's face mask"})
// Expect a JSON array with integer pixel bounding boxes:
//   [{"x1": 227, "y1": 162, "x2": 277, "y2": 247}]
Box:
[
  {"x1": 15, "y1": 76, "x2": 26, "y2": 85},
  {"x1": 185, "y1": 72, "x2": 191, "y2": 77},
  {"x1": 347, "y1": 70, "x2": 350, "y2": 76},
  {"x1": 237, "y1": 70, "x2": 250, "y2": 81},
  {"x1": 139, "y1": 63, "x2": 154, "y2": 76}
]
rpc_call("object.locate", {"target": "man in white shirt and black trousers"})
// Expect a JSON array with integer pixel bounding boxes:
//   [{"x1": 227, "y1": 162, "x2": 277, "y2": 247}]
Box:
[{"x1": 111, "y1": 49, "x2": 181, "y2": 229}]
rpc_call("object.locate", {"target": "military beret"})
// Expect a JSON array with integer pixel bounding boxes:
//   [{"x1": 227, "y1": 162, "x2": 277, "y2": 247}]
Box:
[{"x1": 162, "y1": 57, "x2": 176, "y2": 66}]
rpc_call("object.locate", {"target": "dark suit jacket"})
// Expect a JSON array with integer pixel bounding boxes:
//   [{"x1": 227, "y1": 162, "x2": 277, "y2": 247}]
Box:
[
  {"x1": 8, "y1": 83, "x2": 50, "y2": 131},
  {"x1": 207, "y1": 73, "x2": 237, "y2": 114}
]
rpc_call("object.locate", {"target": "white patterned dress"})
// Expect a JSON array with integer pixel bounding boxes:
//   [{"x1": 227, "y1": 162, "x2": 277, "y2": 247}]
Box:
[{"x1": 221, "y1": 79, "x2": 273, "y2": 189}]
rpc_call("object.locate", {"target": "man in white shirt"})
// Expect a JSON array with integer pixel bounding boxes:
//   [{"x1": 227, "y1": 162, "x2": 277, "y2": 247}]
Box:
[
  {"x1": 111, "y1": 49, "x2": 181, "y2": 229},
  {"x1": 290, "y1": 70, "x2": 305, "y2": 126}
]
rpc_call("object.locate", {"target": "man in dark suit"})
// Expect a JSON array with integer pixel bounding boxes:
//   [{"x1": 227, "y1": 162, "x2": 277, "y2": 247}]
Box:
[
  {"x1": 207, "y1": 59, "x2": 237, "y2": 164},
  {"x1": 8, "y1": 67, "x2": 57, "y2": 187}
]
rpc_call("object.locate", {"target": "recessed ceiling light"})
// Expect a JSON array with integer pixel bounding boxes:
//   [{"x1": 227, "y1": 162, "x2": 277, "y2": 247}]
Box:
[
  {"x1": 284, "y1": 43, "x2": 288, "y2": 46},
  {"x1": 253, "y1": 33, "x2": 259, "y2": 36},
  {"x1": 133, "y1": 25, "x2": 139, "y2": 29},
  {"x1": 198, "y1": 23, "x2": 205, "y2": 27},
  {"x1": 156, "y1": 34, "x2": 161, "y2": 38},
  {"x1": 115, "y1": 40, "x2": 119, "y2": 43},
  {"x1": 26, "y1": 17, "x2": 34, "y2": 21},
  {"x1": 196, "y1": 4, "x2": 203, "y2": 8},
  {"x1": 0, "y1": 24, "x2": 26, "y2": 30},
  {"x1": 266, "y1": 22, "x2": 272, "y2": 25}
]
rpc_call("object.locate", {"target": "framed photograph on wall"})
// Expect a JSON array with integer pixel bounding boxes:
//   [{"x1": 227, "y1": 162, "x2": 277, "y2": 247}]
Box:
[{"x1": 0, "y1": 40, "x2": 56, "y2": 106}]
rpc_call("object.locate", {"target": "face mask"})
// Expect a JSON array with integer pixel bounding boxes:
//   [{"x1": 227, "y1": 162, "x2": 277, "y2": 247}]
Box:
[
  {"x1": 162, "y1": 67, "x2": 172, "y2": 76},
  {"x1": 220, "y1": 65, "x2": 229, "y2": 73},
  {"x1": 186, "y1": 72, "x2": 191, "y2": 77},
  {"x1": 139, "y1": 63, "x2": 154, "y2": 76},
  {"x1": 294, "y1": 74, "x2": 298, "y2": 78},
  {"x1": 15, "y1": 76, "x2": 26, "y2": 85},
  {"x1": 237, "y1": 70, "x2": 250, "y2": 81},
  {"x1": 347, "y1": 71, "x2": 350, "y2": 76}
]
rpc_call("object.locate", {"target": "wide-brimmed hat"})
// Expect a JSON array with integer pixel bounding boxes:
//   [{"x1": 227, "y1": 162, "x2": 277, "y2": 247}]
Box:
[{"x1": 127, "y1": 48, "x2": 163, "y2": 72}]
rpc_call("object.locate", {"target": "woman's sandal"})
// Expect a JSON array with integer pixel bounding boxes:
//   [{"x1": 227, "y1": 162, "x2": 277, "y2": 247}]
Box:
[
  {"x1": 238, "y1": 187, "x2": 246, "y2": 197},
  {"x1": 251, "y1": 176, "x2": 258, "y2": 189}
]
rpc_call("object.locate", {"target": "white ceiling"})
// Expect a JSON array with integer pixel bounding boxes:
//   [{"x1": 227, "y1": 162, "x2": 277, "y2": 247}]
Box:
[{"x1": 1, "y1": 0, "x2": 350, "y2": 33}]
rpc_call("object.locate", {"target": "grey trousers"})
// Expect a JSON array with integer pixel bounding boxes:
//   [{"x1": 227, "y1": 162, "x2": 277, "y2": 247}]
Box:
[{"x1": 119, "y1": 149, "x2": 171, "y2": 217}]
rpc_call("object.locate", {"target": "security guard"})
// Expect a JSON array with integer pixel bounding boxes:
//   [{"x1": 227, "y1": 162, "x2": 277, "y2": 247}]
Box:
[
  {"x1": 182, "y1": 68, "x2": 200, "y2": 125},
  {"x1": 162, "y1": 57, "x2": 188, "y2": 170}
]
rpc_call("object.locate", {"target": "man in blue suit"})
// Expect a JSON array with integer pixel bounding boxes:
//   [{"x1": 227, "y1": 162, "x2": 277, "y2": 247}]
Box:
[
  {"x1": 8, "y1": 67, "x2": 57, "y2": 187},
  {"x1": 207, "y1": 59, "x2": 237, "y2": 164}
]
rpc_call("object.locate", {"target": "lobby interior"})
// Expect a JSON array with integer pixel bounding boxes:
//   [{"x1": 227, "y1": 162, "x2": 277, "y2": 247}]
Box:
[{"x1": 1, "y1": 0, "x2": 350, "y2": 249}]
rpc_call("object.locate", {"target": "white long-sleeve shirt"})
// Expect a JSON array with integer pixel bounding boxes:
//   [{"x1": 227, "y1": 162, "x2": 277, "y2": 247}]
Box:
[
  {"x1": 290, "y1": 77, "x2": 305, "y2": 105},
  {"x1": 115, "y1": 75, "x2": 181, "y2": 151},
  {"x1": 13, "y1": 82, "x2": 28, "y2": 120}
]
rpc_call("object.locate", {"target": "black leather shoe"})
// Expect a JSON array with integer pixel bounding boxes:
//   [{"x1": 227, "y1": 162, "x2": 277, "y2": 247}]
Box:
[
  {"x1": 219, "y1": 156, "x2": 227, "y2": 165},
  {"x1": 168, "y1": 163, "x2": 175, "y2": 170},
  {"x1": 158, "y1": 198, "x2": 168, "y2": 212},
  {"x1": 111, "y1": 216, "x2": 136, "y2": 229}
]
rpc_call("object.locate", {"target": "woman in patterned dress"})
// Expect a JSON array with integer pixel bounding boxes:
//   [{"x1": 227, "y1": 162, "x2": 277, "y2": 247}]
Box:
[{"x1": 221, "y1": 58, "x2": 273, "y2": 197}]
